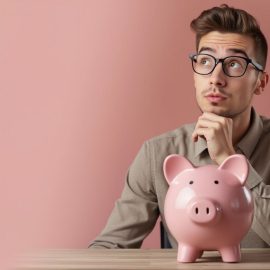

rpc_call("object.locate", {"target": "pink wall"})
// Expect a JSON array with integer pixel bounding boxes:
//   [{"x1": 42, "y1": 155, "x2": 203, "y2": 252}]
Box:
[{"x1": 1, "y1": 0, "x2": 270, "y2": 264}]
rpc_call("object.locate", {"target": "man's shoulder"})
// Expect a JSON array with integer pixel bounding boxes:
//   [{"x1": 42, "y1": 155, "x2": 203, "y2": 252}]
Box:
[
  {"x1": 261, "y1": 114, "x2": 270, "y2": 133},
  {"x1": 146, "y1": 122, "x2": 196, "y2": 146}
]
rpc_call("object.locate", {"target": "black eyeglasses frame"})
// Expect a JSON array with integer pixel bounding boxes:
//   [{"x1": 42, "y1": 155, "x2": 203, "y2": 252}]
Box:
[{"x1": 189, "y1": 53, "x2": 264, "y2": 78}]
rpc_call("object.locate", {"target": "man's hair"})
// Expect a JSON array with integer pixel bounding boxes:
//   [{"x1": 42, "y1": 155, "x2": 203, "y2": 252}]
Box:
[{"x1": 190, "y1": 4, "x2": 268, "y2": 69}]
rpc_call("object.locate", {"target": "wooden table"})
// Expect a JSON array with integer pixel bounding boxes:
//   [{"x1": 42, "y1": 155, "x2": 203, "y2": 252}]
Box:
[{"x1": 14, "y1": 248, "x2": 270, "y2": 270}]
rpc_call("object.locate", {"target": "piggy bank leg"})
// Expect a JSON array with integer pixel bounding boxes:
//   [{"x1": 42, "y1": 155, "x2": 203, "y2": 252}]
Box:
[
  {"x1": 177, "y1": 244, "x2": 203, "y2": 263},
  {"x1": 219, "y1": 245, "x2": 241, "y2": 262}
]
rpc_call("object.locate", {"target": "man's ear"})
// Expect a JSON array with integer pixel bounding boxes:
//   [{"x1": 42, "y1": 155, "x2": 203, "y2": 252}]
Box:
[{"x1": 254, "y1": 71, "x2": 269, "y2": 95}]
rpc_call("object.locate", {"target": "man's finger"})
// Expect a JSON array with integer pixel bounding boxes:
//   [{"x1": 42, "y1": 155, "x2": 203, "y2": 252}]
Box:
[{"x1": 193, "y1": 127, "x2": 213, "y2": 142}]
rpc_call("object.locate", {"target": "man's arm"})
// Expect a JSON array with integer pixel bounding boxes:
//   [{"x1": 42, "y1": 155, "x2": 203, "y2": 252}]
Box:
[{"x1": 89, "y1": 142, "x2": 159, "y2": 248}]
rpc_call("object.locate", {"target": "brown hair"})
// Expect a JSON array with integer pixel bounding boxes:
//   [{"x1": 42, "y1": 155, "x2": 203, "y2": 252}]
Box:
[{"x1": 190, "y1": 4, "x2": 268, "y2": 69}]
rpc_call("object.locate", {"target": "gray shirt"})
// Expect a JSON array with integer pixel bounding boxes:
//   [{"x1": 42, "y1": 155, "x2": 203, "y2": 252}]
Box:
[{"x1": 90, "y1": 108, "x2": 270, "y2": 249}]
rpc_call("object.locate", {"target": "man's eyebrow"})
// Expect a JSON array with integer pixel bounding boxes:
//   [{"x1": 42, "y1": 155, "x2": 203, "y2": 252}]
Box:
[
  {"x1": 226, "y1": 48, "x2": 249, "y2": 58},
  {"x1": 198, "y1": 47, "x2": 215, "y2": 54},
  {"x1": 198, "y1": 47, "x2": 249, "y2": 58}
]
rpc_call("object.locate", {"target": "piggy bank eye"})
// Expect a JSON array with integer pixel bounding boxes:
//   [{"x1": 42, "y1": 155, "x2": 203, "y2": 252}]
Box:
[
  {"x1": 189, "y1": 180, "x2": 194, "y2": 185},
  {"x1": 214, "y1": 180, "x2": 219, "y2": 184}
]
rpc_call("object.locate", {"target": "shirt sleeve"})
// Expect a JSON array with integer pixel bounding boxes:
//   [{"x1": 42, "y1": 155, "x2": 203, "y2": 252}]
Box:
[
  {"x1": 89, "y1": 141, "x2": 159, "y2": 248},
  {"x1": 246, "y1": 162, "x2": 270, "y2": 245}
]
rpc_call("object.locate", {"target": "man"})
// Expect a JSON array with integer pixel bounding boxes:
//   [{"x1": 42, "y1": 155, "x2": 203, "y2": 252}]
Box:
[{"x1": 90, "y1": 4, "x2": 270, "y2": 249}]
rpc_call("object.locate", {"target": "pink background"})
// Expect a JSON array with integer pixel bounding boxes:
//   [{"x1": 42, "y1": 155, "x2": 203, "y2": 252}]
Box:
[{"x1": 1, "y1": 0, "x2": 270, "y2": 265}]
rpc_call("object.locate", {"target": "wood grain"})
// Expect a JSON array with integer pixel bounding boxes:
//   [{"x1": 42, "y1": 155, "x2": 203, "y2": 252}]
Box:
[{"x1": 14, "y1": 248, "x2": 270, "y2": 270}]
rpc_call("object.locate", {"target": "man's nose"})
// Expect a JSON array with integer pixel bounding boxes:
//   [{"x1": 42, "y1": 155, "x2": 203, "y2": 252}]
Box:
[{"x1": 209, "y1": 62, "x2": 227, "y2": 87}]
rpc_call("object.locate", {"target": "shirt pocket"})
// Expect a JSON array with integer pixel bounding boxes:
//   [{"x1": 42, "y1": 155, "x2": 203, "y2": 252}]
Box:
[{"x1": 258, "y1": 182, "x2": 270, "y2": 198}]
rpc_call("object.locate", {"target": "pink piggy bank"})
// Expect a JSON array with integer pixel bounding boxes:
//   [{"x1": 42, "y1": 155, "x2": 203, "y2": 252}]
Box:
[{"x1": 163, "y1": 154, "x2": 254, "y2": 263}]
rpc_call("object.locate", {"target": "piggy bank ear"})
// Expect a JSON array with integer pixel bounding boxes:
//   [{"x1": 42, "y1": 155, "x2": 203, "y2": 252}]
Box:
[
  {"x1": 163, "y1": 154, "x2": 194, "y2": 185},
  {"x1": 218, "y1": 154, "x2": 248, "y2": 185}
]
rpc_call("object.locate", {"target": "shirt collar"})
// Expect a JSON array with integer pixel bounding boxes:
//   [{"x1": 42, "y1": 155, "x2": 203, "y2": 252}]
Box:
[
  {"x1": 194, "y1": 107, "x2": 263, "y2": 159},
  {"x1": 194, "y1": 134, "x2": 208, "y2": 157},
  {"x1": 237, "y1": 107, "x2": 263, "y2": 159}
]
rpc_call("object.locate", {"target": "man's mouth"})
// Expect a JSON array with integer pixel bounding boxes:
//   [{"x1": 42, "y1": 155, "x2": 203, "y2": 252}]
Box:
[{"x1": 205, "y1": 93, "x2": 227, "y2": 103}]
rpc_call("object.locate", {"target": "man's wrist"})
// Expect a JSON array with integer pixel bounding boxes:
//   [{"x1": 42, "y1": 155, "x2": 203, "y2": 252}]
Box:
[{"x1": 215, "y1": 150, "x2": 236, "y2": 165}]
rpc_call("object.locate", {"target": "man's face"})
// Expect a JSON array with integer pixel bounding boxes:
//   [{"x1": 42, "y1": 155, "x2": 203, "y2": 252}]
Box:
[{"x1": 194, "y1": 31, "x2": 262, "y2": 118}]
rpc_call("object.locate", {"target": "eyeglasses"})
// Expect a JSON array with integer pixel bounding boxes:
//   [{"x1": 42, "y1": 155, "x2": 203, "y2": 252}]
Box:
[{"x1": 189, "y1": 53, "x2": 264, "y2": 77}]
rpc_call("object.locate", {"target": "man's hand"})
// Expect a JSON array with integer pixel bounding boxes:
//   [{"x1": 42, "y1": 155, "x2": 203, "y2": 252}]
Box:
[{"x1": 192, "y1": 112, "x2": 236, "y2": 165}]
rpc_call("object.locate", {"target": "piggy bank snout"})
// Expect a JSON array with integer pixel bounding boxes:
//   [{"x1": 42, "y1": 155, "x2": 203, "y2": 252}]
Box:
[{"x1": 187, "y1": 199, "x2": 219, "y2": 224}]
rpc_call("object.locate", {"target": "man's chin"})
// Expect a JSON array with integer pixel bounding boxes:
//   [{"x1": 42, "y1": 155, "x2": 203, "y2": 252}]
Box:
[{"x1": 199, "y1": 105, "x2": 232, "y2": 117}]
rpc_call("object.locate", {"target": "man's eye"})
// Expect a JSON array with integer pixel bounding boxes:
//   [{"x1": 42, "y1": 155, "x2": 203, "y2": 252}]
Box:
[
  {"x1": 230, "y1": 62, "x2": 239, "y2": 67},
  {"x1": 228, "y1": 61, "x2": 242, "y2": 69},
  {"x1": 199, "y1": 58, "x2": 211, "y2": 65}
]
